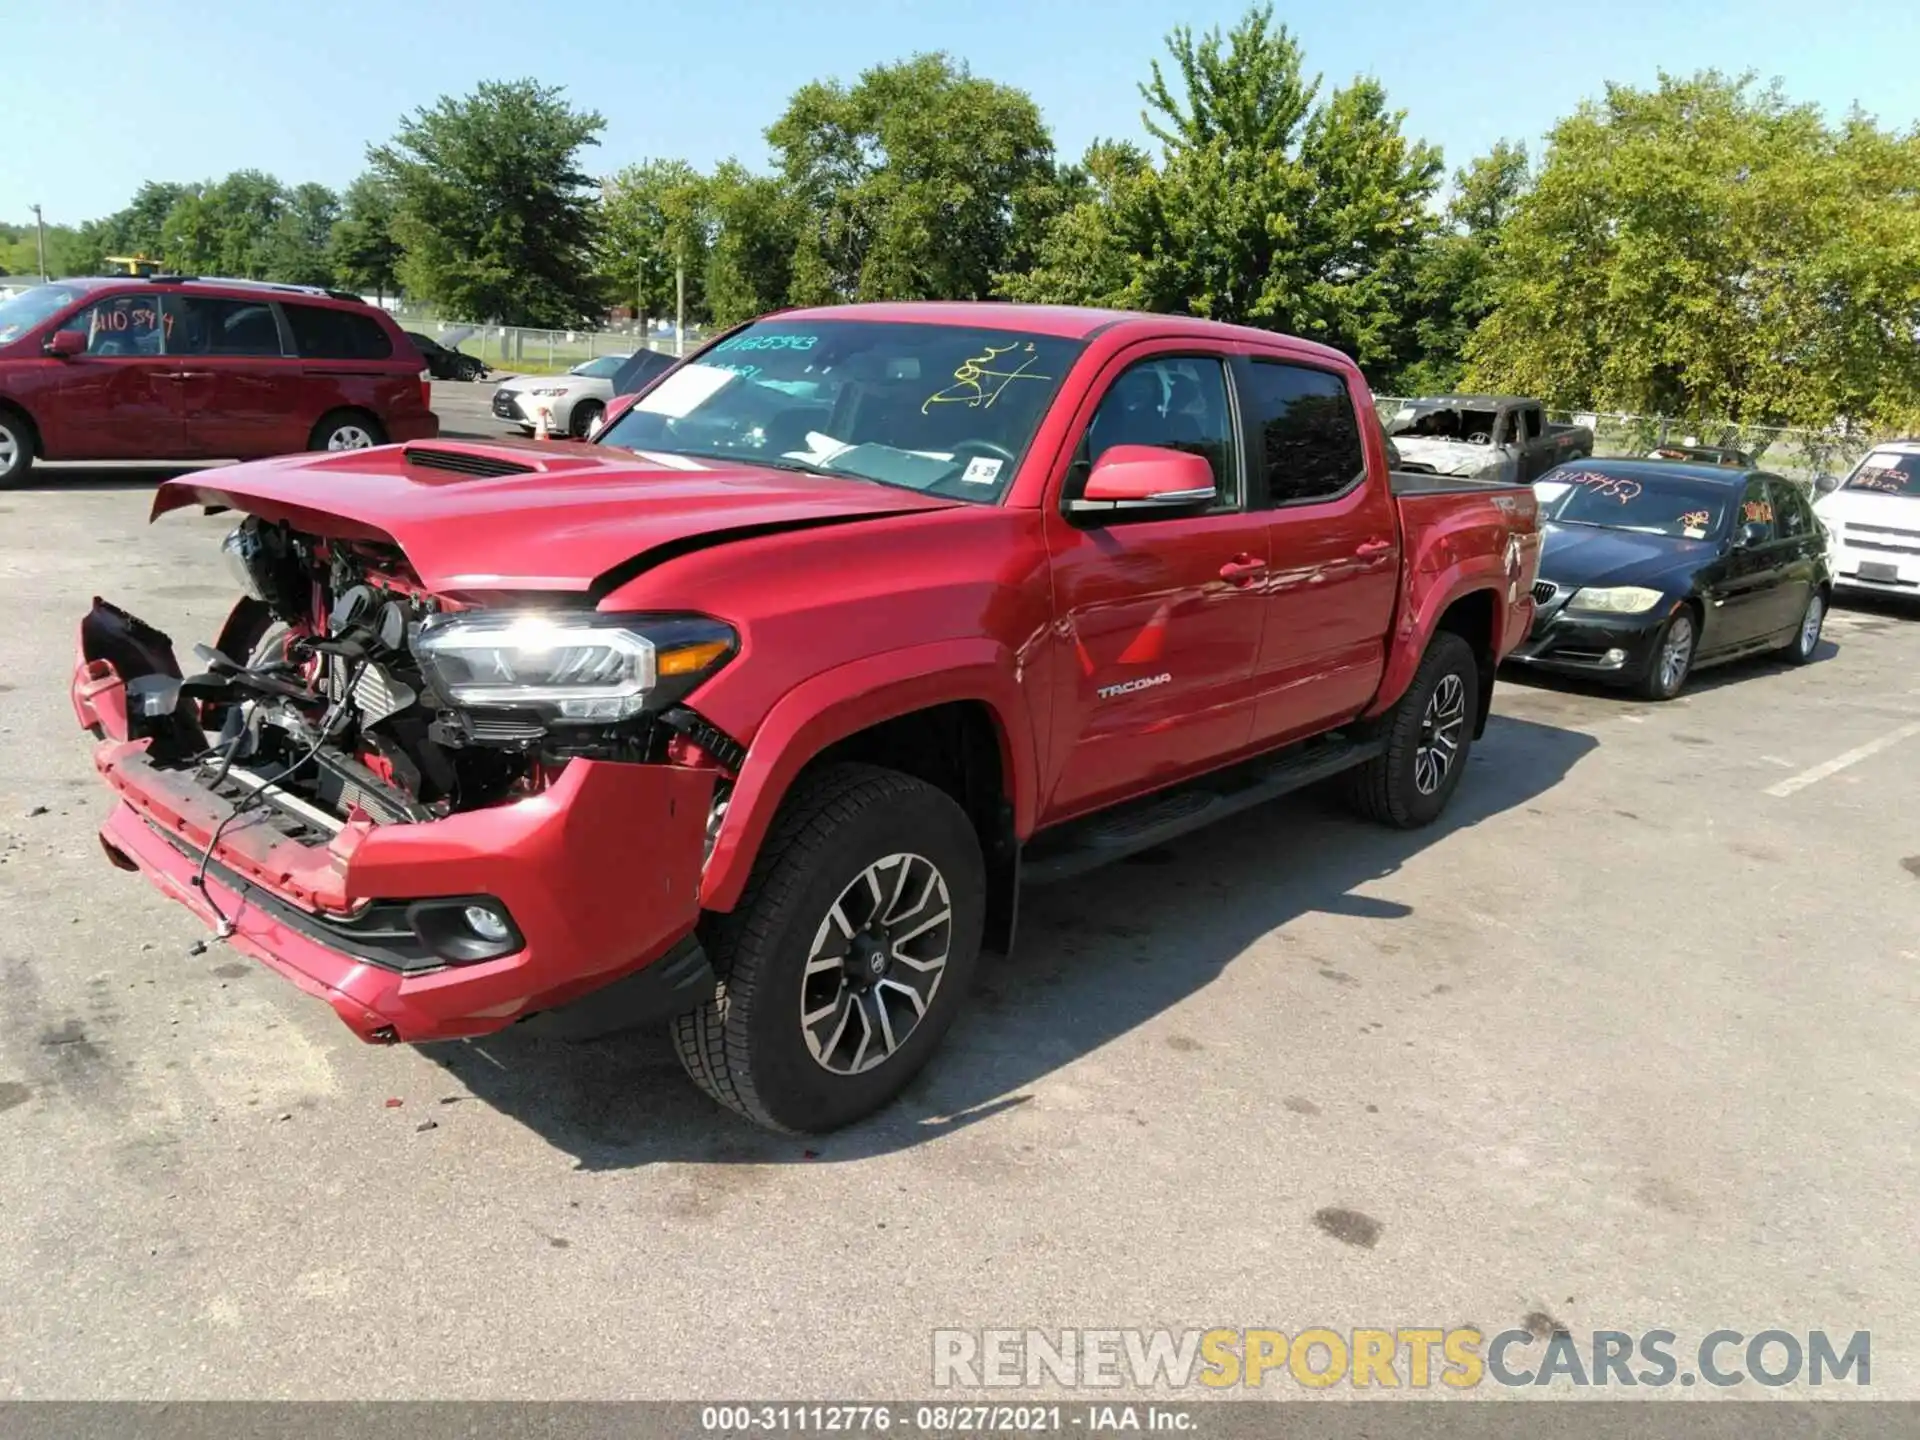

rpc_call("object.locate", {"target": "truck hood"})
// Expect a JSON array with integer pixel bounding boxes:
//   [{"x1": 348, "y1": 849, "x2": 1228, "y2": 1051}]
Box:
[
  {"x1": 1390, "y1": 436, "x2": 1504, "y2": 477},
  {"x1": 1815, "y1": 488, "x2": 1920, "y2": 531},
  {"x1": 153, "y1": 441, "x2": 962, "y2": 596}
]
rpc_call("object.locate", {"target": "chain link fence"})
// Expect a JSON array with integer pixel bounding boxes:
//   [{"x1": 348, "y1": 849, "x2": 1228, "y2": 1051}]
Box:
[
  {"x1": 389, "y1": 306, "x2": 710, "y2": 374},
  {"x1": 1373, "y1": 396, "x2": 1890, "y2": 482}
]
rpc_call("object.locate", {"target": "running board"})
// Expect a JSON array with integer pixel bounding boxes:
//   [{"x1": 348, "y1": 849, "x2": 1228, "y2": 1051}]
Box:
[{"x1": 1020, "y1": 734, "x2": 1383, "y2": 886}]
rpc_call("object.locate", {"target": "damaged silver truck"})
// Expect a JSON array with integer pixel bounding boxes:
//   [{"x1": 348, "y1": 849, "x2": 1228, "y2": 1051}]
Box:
[{"x1": 1387, "y1": 394, "x2": 1593, "y2": 485}]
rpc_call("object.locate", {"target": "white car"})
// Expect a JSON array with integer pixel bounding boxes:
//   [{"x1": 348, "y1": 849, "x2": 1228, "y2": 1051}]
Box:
[
  {"x1": 490, "y1": 354, "x2": 630, "y2": 438},
  {"x1": 1813, "y1": 441, "x2": 1920, "y2": 599}
]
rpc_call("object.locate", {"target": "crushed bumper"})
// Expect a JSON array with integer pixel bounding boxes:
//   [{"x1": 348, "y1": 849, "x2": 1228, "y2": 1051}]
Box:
[{"x1": 78, "y1": 645, "x2": 716, "y2": 1044}]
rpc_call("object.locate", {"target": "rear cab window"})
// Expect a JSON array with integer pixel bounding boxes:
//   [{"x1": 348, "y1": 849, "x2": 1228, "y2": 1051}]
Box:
[{"x1": 283, "y1": 303, "x2": 394, "y2": 361}]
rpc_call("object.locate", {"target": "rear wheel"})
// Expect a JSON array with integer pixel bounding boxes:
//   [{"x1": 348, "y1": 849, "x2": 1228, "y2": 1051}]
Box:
[
  {"x1": 1780, "y1": 589, "x2": 1826, "y2": 665},
  {"x1": 1637, "y1": 606, "x2": 1696, "y2": 701},
  {"x1": 309, "y1": 410, "x2": 384, "y2": 451},
  {"x1": 1347, "y1": 631, "x2": 1478, "y2": 829},
  {"x1": 0, "y1": 409, "x2": 37, "y2": 488},
  {"x1": 673, "y1": 763, "x2": 985, "y2": 1133}
]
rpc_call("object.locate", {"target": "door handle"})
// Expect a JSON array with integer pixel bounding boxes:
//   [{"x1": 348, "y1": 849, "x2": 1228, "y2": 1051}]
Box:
[
  {"x1": 1355, "y1": 539, "x2": 1393, "y2": 558},
  {"x1": 1219, "y1": 555, "x2": 1266, "y2": 587}
]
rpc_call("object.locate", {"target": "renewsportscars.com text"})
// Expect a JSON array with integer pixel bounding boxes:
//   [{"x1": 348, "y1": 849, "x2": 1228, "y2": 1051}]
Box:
[{"x1": 932, "y1": 1328, "x2": 1871, "y2": 1390}]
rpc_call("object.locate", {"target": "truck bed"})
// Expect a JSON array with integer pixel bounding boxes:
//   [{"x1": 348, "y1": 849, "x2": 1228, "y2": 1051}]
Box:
[{"x1": 1391, "y1": 469, "x2": 1534, "y2": 497}]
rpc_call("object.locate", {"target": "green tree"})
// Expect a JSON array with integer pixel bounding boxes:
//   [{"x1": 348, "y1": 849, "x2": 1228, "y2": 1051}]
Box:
[
  {"x1": 1466, "y1": 72, "x2": 1920, "y2": 430},
  {"x1": 329, "y1": 173, "x2": 403, "y2": 299},
  {"x1": 160, "y1": 171, "x2": 290, "y2": 278},
  {"x1": 599, "y1": 159, "x2": 709, "y2": 324},
  {"x1": 704, "y1": 161, "x2": 799, "y2": 326},
  {"x1": 1390, "y1": 140, "x2": 1529, "y2": 393},
  {"x1": 370, "y1": 79, "x2": 606, "y2": 326},
  {"x1": 1005, "y1": 6, "x2": 1441, "y2": 369},
  {"x1": 996, "y1": 140, "x2": 1155, "y2": 306},
  {"x1": 767, "y1": 53, "x2": 1056, "y2": 303},
  {"x1": 1130, "y1": 7, "x2": 1440, "y2": 363},
  {"x1": 265, "y1": 182, "x2": 340, "y2": 287}
]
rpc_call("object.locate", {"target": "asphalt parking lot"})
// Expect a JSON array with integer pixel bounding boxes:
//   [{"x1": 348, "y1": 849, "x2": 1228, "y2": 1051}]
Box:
[{"x1": 2, "y1": 391, "x2": 1918, "y2": 1399}]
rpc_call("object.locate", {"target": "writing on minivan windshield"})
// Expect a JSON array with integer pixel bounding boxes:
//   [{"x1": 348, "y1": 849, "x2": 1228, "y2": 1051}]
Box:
[{"x1": 598, "y1": 321, "x2": 1083, "y2": 503}]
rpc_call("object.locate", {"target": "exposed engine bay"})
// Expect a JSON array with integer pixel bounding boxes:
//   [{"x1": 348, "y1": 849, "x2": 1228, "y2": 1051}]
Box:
[{"x1": 99, "y1": 515, "x2": 744, "y2": 836}]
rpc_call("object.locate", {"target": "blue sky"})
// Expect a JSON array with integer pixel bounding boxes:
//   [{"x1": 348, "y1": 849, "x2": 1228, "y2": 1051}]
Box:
[{"x1": 6, "y1": 0, "x2": 1918, "y2": 225}]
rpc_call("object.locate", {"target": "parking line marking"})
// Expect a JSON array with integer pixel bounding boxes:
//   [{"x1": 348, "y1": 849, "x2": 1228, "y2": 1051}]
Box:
[{"x1": 1765, "y1": 721, "x2": 1920, "y2": 798}]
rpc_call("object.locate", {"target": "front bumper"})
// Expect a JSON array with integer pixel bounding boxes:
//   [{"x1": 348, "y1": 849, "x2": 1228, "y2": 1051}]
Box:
[
  {"x1": 1503, "y1": 598, "x2": 1665, "y2": 683},
  {"x1": 1828, "y1": 542, "x2": 1920, "y2": 594},
  {"x1": 75, "y1": 648, "x2": 716, "y2": 1045}
]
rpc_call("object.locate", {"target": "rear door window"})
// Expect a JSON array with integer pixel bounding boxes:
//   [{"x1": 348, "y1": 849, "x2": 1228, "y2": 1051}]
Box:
[
  {"x1": 164, "y1": 296, "x2": 285, "y2": 356},
  {"x1": 283, "y1": 304, "x2": 394, "y2": 360},
  {"x1": 1242, "y1": 359, "x2": 1366, "y2": 504},
  {"x1": 1769, "y1": 477, "x2": 1814, "y2": 539}
]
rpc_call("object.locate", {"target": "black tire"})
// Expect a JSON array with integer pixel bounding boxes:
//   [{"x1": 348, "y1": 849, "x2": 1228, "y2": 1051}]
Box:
[
  {"x1": 308, "y1": 410, "x2": 385, "y2": 452},
  {"x1": 569, "y1": 399, "x2": 603, "y2": 439},
  {"x1": 1348, "y1": 631, "x2": 1478, "y2": 829},
  {"x1": 1635, "y1": 604, "x2": 1696, "y2": 701},
  {"x1": 1780, "y1": 587, "x2": 1827, "y2": 665},
  {"x1": 673, "y1": 763, "x2": 986, "y2": 1133},
  {"x1": 0, "y1": 408, "x2": 37, "y2": 488},
  {"x1": 456, "y1": 357, "x2": 484, "y2": 382}
]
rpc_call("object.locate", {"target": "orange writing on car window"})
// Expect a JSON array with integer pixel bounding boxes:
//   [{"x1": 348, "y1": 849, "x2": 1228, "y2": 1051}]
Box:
[
  {"x1": 1853, "y1": 469, "x2": 1903, "y2": 493},
  {"x1": 1678, "y1": 509, "x2": 1711, "y2": 529},
  {"x1": 1742, "y1": 500, "x2": 1773, "y2": 524},
  {"x1": 922, "y1": 342, "x2": 1052, "y2": 414}
]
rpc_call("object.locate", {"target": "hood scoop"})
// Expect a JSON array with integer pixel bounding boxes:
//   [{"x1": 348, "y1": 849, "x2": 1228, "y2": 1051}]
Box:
[{"x1": 401, "y1": 445, "x2": 539, "y2": 479}]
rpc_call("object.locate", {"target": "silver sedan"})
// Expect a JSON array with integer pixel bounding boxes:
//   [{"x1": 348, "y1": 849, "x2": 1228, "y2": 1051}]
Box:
[{"x1": 491, "y1": 354, "x2": 630, "y2": 438}]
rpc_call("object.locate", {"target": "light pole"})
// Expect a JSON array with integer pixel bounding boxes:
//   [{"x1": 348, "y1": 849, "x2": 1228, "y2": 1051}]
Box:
[{"x1": 30, "y1": 203, "x2": 47, "y2": 279}]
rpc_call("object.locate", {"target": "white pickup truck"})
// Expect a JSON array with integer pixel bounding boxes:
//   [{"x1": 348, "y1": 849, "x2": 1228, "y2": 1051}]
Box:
[{"x1": 1814, "y1": 440, "x2": 1920, "y2": 597}]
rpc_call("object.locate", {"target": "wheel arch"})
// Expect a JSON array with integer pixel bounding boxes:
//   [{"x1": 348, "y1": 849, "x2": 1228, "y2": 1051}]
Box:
[
  {"x1": 700, "y1": 640, "x2": 1038, "y2": 949},
  {"x1": 0, "y1": 397, "x2": 42, "y2": 455}
]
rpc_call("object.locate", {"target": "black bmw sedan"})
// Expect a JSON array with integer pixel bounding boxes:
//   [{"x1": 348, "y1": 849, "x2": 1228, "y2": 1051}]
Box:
[{"x1": 1508, "y1": 459, "x2": 1832, "y2": 700}]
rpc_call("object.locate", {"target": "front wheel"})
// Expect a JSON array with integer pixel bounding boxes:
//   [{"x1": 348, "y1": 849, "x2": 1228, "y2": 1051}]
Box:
[
  {"x1": 1347, "y1": 631, "x2": 1478, "y2": 829},
  {"x1": 570, "y1": 399, "x2": 603, "y2": 439},
  {"x1": 1780, "y1": 589, "x2": 1826, "y2": 665},
  {"x1": 1637, "y1": 605, "x2": 1696, "y2": 701},
  {"x1": 673, "y1": 764, "x2": 985, "y2": 1133}
]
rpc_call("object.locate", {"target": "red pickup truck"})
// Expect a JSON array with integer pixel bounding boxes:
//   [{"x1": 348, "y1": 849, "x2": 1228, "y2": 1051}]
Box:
[{"x1": 71, "y1": 303, "x2": 1540, "y2": 1133}]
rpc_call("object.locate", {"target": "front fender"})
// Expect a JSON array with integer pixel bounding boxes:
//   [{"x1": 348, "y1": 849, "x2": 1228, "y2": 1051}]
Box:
[{"x1": 699, "y1": 638, "x2": 1038, "y2": 913}]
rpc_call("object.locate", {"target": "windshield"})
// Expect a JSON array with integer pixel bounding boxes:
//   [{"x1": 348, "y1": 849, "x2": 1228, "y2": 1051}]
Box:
[
  {"x1": 0, "y1": 284, "x2": 82, "y2": 346},
  {"x1": 594, "y1": 319, "x2": 1082, "y2": 502},
  {"x1": 1535, "y1": 465, "x2": 1732, "y2": 539},
  {"x1": 571, "y1": 355, "x2": 626, "y2": 379},
  {"x1": 1843, "y1": 451, "x2": 1920, "y2": 498},
  {"x1": 1388, "y1": 404, "x2": 1498, "y2": 443}
]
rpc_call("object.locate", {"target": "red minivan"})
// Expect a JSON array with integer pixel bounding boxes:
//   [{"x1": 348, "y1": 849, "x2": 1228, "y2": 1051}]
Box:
[{"x1": 0, "y1": 275, "x2": 438, "y2": 486}]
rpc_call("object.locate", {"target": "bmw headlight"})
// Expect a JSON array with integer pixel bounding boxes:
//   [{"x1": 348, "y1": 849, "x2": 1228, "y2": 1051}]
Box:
[
  {"x1": 411, "y1": 612, "x2": 735, "y2": 723},
  {"x1": 1566, "y1": 585, "x2": 1665, "y2": 615}
]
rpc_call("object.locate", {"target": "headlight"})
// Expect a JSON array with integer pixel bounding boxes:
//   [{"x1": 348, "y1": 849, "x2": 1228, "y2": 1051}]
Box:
[
  {"x1": 222, "y1": 526, "x2": 265, "y2": 601},
  {"x1": 1566, "y1": 585, "x2": 1665, "y2": 615},
  {"x1": 411, "y1": 612, "x2": 735, "y2": 723}
]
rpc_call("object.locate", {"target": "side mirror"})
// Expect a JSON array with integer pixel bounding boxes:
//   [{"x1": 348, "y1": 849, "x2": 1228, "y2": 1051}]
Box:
[
  {"x1": 1738, "y1": 520, "x2": 1770, "y2": 547},
  {"x1": 44, "y1": 330, "x2": 85, "y2": 359},
  {"x1": 1813, "y1": 473, "x2": 1841, "y2": 496},
  {"x1": 1068, "y1": 445, "x2": 1216, "y2": 516},
  {"x1": 594, "y1": 392, "x2": 639, "y2": 436}
]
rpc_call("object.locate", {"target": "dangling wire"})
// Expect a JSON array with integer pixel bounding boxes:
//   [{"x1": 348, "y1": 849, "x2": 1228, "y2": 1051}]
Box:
[{"x1": 190, "y1": 659, "x2": 364, "y2": 940}]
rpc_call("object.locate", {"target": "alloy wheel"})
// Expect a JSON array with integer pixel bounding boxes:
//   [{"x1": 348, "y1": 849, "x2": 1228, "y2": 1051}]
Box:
[
  {"x1": 1413, "y1": 672, "x2": 1466, "y2": 796},
  {"x1": 1659, "y1": 614, "x2": 1695, "y2": 694},
  {"x1": 0, "y1": 425, "x2": 17, "y2": 471},
  {"x1": 1800, "y1": 594, "x2": 1825, "y2": 655},
  {"x1": 800, "y1": 852, "x2": 952, "y2": 1075},
  {"x1": 326, "y1": 425, "x2": 376, "y2": 450}
]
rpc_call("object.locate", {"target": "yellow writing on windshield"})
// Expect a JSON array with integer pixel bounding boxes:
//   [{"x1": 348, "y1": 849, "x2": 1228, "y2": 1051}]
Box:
[{"x1": 922, "y1": 342, "x2": 1051, "y2": 414}]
